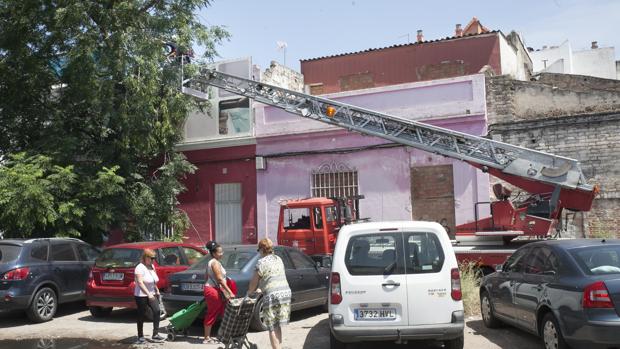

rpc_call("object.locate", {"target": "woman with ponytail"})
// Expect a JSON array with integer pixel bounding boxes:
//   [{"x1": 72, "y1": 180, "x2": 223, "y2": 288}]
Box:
[{"x1": 203, "y1": 241, "x2": 235, "y2": 344}]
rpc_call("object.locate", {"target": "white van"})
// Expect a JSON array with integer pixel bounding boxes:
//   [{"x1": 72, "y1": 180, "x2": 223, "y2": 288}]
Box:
[{"x1": 329, "y1": 221, "x2": 464, "y2": 349}]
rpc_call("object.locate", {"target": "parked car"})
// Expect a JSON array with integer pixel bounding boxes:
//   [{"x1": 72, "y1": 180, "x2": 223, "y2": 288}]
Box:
[
  {"x1": 85, "y1": 241, "x2": 206, "y2": 319},
  {"x1": 0, "y1": 238, "x2": 100, "y2": 322},
  {"x1": 162, "y1": 244, "x2": 330, "y2": 331},
  {"x1": 480, "y1": 239, "x2": 620, "y2": 349},
  {"x1": 328, "y1": 221, "x2": 464, "y2": 349}
]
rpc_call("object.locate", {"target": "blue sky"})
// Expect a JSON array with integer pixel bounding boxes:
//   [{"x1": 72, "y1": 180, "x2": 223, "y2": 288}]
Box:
[{"x1": 199, "y1": 0, "x2": 619, "y2": 71}]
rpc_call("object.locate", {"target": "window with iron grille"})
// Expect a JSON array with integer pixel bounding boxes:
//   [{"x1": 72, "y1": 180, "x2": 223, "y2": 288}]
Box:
[{"x1": 311, "y1": 162, "x2": 360, "y2": 215}]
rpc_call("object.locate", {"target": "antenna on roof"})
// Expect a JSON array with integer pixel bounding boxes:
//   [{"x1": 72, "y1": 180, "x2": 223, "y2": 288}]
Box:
[{"x1": 276, "y1": 41, "x2": 288, "y2": 67}]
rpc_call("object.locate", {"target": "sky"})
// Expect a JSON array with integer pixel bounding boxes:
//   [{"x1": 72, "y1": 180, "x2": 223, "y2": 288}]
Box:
[{"x1": 198, "y1": 0, "x2": 620, "y2": 72}]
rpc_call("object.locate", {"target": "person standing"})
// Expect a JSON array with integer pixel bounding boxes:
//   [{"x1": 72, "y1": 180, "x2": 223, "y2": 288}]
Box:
[
  {"x1": 203, "y1": 241, "x2": 235, "y2": 344},
  {"x1": 247, "y1": 238, "x2": 292, "y2": 349},
  {"x1": 134, "y1": 249, "x2": 165, "y2": 343}
]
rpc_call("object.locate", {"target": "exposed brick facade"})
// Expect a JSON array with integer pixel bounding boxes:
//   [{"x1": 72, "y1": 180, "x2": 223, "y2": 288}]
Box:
[
  {"x1": 486, "y1": 73, "x2": 620, "y2": 238},
  {"x1": 411, "y1": 165, "x2": 456, "y2": 238}
]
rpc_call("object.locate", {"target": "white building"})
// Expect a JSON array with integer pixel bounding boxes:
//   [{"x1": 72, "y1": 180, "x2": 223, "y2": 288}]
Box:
[{"x1": 529, "y1": 40, "x2": 617, "y2": 79}]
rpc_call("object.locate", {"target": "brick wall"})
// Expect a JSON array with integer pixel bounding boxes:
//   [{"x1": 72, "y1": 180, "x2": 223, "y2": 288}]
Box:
[
  {"x1": 486, "y1": 74, "x2": 620, "y2": 237},
  {"x1": 411, "y1": 165, "x2": 456, "y2": 238}
]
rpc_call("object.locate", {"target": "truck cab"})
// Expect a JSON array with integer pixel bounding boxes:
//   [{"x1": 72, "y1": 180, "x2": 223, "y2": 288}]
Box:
[{"x1": 277, "y1": 196, "x2": 362, "y2": 257}]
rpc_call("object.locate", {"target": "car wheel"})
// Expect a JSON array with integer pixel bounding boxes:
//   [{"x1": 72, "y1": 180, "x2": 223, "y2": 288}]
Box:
[
  {"x1": 541, "y1": 313, "x2": 568, "y2": 349},
  {"x1": 480, "y1": 291, "x2": 502, "y2": 328},
  {"x1": 444, "y1": 335, "x2": 464, "y2": 349},
  {"x1": 249, "y1": 297, "x2": 268, "y2": 332},
  {"x1": 89, "y1": 306, "x2": 113, "y2": 317},
  {"x1": 27, "y1": 287, "x2": 57, "y2": 323},
  {"x1": 329, "y1": 331, "x2": 346, "y2": 349}
]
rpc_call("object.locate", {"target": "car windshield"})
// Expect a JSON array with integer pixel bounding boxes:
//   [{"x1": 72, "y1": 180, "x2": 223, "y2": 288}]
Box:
[
  {"x1": 95, "y1": 248, "x2": 142, "y2": 268},
  {"x1": 189, "y1": 248, "x2": 256, "y2": 271},
  {"x1": 0, "y1": 244, "x2": 21, "y2": 264},
  {"x1": 571, "y1": 245, "x2": 620, "y2": 275}
]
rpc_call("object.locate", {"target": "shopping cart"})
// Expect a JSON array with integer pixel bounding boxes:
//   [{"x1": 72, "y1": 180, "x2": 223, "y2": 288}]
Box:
[
  {"x1": 165, "y1": 299, "x2": 206, "y2": 341},
  {"x1": 217, "y1": 295, "x2": 259, "y2": 349}
]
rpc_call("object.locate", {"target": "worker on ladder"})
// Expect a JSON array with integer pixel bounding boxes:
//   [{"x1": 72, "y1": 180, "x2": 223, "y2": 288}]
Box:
[{"x1": 164, "y1": 42, "x2": 193, "y2": 64}]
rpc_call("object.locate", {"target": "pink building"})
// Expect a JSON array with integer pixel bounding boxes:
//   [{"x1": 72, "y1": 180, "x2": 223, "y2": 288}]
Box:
[{"x1": 254, "y1": 74, "x2": 491, "y2": 239}]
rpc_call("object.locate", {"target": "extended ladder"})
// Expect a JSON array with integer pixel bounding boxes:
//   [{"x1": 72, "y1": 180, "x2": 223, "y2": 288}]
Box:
[{"x1": 181, "y1": 68, "x2": 593, "y2": 193}]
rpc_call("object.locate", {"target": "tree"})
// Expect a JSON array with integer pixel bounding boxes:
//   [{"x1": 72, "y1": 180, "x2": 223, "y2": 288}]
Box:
[{"x1": 0, "y1": 1, "x2": 229, "y2": 244}]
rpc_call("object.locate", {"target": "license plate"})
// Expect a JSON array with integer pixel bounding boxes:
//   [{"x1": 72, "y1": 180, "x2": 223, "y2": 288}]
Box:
[
  {"x1": 102, "y1": 273, "x2": 124, "y2": 281},
  {"x1": 181, "y1": 283, "x2": 204, "y2": 292},
  {"x1": 354, "y1": 308, "x2": 396, "y2": 321}
]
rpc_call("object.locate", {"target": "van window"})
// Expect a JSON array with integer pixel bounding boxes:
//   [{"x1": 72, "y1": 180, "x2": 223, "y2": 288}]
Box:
[
  {"x1": 405, "y1": 233, "x2": 444, "y2": 274},
  {"x1": 344, "y1": 234, "x2": 403, "y2": 275},
  {"x1": 283, "y1": 208, "x2": 311, "y2": 229}
]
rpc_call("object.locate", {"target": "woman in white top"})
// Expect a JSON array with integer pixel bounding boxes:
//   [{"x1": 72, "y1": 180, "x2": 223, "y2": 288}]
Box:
[
  {"x1": 203, "y1": 241, "x2": 235, "y2": 344},
  {"x1": 134, "y1": 249, "x2": 165, "y2": 343}
]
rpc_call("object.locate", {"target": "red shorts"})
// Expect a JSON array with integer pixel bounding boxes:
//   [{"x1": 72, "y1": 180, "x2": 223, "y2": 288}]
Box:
[
  {"x1": 203, "y1": 279, "x2": 238, "y2": 326},
  {"x1": 203, "y1": 286, "x2": 225, "y2": 326}
]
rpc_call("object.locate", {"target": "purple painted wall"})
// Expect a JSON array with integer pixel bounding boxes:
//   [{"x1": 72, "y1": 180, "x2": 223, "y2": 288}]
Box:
[{"x1": 255, "y1": 74, "x2": 490, "y2": 240}]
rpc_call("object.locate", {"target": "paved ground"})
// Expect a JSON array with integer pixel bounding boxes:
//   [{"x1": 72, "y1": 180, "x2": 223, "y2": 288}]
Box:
[{"x1": 0, "y1": 302, "x2": 542, "y2": 349}]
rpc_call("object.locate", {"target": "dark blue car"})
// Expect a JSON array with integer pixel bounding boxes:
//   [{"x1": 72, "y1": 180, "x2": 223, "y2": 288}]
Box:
[
  {"x1": 480, "y1": 239, "x2": 620, "y2": 349},
  {"x1": 162, "y1": 244, "x2": 330, "y2": 331},
  {"x1": 0, "y1": 238, "x2": 100, "y2": 322}
]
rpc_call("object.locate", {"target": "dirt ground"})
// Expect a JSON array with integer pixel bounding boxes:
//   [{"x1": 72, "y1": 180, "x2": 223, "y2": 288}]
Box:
[{"x1": 0, "y1": 302, "x2": 542, "y2": 349}]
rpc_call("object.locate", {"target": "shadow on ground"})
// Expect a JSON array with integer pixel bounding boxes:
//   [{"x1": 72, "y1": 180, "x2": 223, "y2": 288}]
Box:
[
  {"x1": 467, "y1": 319, "x2": 542, "y2": 349},
  {"x1": 302, "y1": 318, "x2": 443, "y2": 349},
  {"x1": 0, "y1": 301, "x2": 87, "y2": 329},
  {"x1": 0, "y1": 338, "x2": 132, "y2": 349},
  {"x1": 78, "y1": 307, "x2": 137, "y2": 324}
]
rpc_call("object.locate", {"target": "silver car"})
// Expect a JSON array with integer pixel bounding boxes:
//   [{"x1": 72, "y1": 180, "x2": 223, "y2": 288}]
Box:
[{"x1": 480, "y1": 239, "x2": 620, "y2": 349}]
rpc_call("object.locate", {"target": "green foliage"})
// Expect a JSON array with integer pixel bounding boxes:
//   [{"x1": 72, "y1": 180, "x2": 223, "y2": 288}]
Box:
[
  {"x1": 459, "y1": 262, "x2": 482, "y2": 317},
  {"x1": 0, "y1": 1, "x2": 227, "y2": 243},
  {"x1": 0, "y1": 153, "x2": 124, "y2": 241}
]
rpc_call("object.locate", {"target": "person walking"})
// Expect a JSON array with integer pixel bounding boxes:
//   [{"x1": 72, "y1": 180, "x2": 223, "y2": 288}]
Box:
[
  {"x1": 247, "y1": 238, "x2": 292, "y2": 349},
  {"x1": 134, "y1": 249, "x2": 165, "y2": 344},
  {"x1": 203, "y1": 241, "x2": 235, "y2": 344}
]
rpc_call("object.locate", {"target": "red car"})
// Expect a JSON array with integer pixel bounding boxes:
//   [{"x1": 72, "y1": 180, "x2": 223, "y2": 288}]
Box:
[{"x1": 86, "y1": 241, "x2": 206, "y2": 318}]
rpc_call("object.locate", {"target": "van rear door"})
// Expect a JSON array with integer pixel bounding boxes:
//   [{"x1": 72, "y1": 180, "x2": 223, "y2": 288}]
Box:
[
  {"x1": 404, "y1": 231, "x2": 458, "y2": 325},
  {"x1": 340, "y1": 232, "x2": 408, "y2": 327}
]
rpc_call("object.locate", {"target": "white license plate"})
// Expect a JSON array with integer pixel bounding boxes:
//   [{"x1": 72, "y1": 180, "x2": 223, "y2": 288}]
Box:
[
  {"x1": 181, "y1": 283, "x2": 204, "y2": 292},
  {"x1": 354, "y1": 308, "x2": 397, "y2": 321},
  {"x1": 102, "y1": 273, "x2": 124, "y2": 281}
]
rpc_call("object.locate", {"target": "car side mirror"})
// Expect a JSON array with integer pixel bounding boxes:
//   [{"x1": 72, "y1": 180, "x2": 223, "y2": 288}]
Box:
[{"x1": 495, "y1": 264, "x2": 503, "y2": 272}]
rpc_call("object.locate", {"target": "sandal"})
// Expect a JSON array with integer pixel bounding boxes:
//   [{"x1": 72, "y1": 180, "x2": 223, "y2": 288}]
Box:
[{"x1": 202, "y1": 337, "x2": 220, "y2": 344}]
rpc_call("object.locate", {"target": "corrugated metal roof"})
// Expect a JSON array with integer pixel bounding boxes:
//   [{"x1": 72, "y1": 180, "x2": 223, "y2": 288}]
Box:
[{"x1": 300, "y1": 30, "x2": 501, "y2": 62}]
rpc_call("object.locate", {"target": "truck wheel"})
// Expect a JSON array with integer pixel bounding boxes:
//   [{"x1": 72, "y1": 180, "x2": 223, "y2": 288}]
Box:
[
  {"x1": 541, "y1": 313, "x2": 568, "y2": 349},
  {"x1": 330, "y1": 331, "x2": 346, "y2": 349},
  {"x1": 480, "y1": 291, "x2": 502, "y2": 328},
  {"x1": 89, "y1": 306, "x2": 113, "y2": 317},
  {"x1": 27, "y1": 287, "x2": 57, "y2": 323},
  {"x1": 444, "y1": 335, "x2": 464, "y2": 349},
  {"x1": 249, "y1": 298, "x2": 268, "y2": 332}
]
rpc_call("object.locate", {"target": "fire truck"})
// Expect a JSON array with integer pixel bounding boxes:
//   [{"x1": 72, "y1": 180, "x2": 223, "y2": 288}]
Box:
[{"x1": 180, "y1": 67, "x2": 598, "y2": 273}]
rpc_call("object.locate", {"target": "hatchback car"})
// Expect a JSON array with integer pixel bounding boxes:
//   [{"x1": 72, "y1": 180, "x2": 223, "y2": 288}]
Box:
[
  {"x1": 329, "y1": 221, "x2": 464, "y2": 349},
  {"x1": 85, "y1": 241, "x2": 206, "y2": 318},
  {"x1": 480, "y1": 239, "x2": 620, "y2": 349},
  {"x1": 162, "y1": 244, "x2": 330, "y2": 331},
  {"x1": 0, "y1": 238, "x2": 100, "y2": 322}
]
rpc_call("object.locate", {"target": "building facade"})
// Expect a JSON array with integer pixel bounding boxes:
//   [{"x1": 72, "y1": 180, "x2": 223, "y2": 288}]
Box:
[
  {"x1": 529, "y1": 41, "x2": 618, "y2": 80},
  {"x1": 254, "y1": 74, "x2": 491, "y2": 240},
  {"x1": 301, "y1": 19, "x2": 532, "y2": 95}
]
